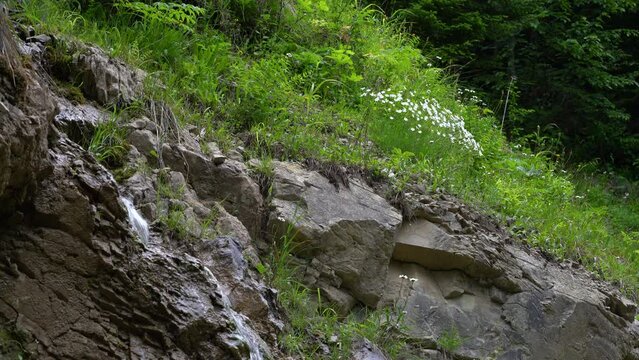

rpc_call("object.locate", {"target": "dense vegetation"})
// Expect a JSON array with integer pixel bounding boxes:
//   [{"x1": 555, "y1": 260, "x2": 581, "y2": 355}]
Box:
[
  {"x1": 8, "y1": 0, "x2": 639, "y2": 357},
  {"x1": 371, "y1": 0, "x2": 639, "y2": 174}
]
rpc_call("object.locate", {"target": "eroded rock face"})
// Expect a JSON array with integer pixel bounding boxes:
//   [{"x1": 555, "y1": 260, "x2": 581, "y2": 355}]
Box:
[
  {"x1": 267, "y1": 161, "x2": 402, "y2": 308},
  {"x1": 0, "y1": 23, "x2": 277, "y2": 359},
  {"x1": 0, "y1": 138, "x2": 244, "y2": 359},
  {"x1": 162, "y1": 144, "x2": 263, "y2": 239},
  {"x1": 383, "y1": 193, "x2": 639, "y2": 360},
  {"x1": 74, "y1": 45, "x2": 145, "y2": 106},
  {"x1": 0, "y1": 14, "x2": 54, "y2": 217}
]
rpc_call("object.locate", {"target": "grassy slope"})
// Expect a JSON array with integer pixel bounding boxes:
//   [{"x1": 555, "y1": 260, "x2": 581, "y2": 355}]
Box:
[{"x1": 11, "y1": 0, "x2": 639, "y2": 356}]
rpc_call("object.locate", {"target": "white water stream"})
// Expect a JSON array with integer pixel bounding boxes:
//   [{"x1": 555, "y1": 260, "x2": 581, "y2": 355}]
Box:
[
  {"x1": 121, "y1": 197, "x2": 262, "y2": 359},
  {"x1": 204, "y1": 268, "x2": 264, "y2": 360},
  {"x1": 121, "y1": 197, "x2": 150, "y2": 243}
]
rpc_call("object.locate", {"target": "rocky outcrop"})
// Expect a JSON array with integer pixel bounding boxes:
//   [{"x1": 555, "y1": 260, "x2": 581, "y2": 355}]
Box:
[
  {"x1": 0, "y1": 135, "x2": 264, "y2": 359},
  {"x1": 75, "y1": 45, "x2": 145, "y2": 106},
  {"x1": 267, "y1": 161, "x2": 402, "y2": 308},
  {"x1": 382, "y1": 193, "x2": 639, "y2": 360},
  {"x1": 0, "y1": 13, "x2": 55, "y2": 217},
  {"x1": 0, "y1": 21, "x2": 279, "y2": 359},
  {"x1": 161, "y1": 144, "x2": 264, "y2": 239}
]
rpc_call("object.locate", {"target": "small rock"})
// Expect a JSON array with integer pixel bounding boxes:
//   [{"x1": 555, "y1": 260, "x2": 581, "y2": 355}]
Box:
[
  {"x1": 26, "y1": 34, "x2": 53, "y2": 45},
  {"x1": 127, "y1": 129, "x2": 157, "y2": 158},
  {"x1": 130, "y1": 118, "x2": 147, "y2": 130},
  {"x1": 443, "y1": 287, "x2": 464, "y2": 299},
  {"x1": 247, "y1": 158, "x2": 261, "y2": 169},
  {"x1": 321, "y1": 285, "x2": 358, "y2": 316},
  {"x1": 351, "y1": 338, "x2": 389, "y2": 360},
  {"x1": 212, "y1": 152, "x2": 227, "y2": 166},
  {"x1": 227, "y1": 149, "x2": 243, "y2": 162}
]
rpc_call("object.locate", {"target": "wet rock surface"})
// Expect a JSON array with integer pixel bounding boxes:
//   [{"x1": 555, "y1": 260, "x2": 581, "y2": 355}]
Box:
[
  {"x1": 0, "y1": 22, "x2": 278, "y2": 359},
  {"x1": 0, "y1": 14, "x2": 54, "y2": 218},
  {"x1": 0, "y1": 137, "x2": 248, "y2": 359}
]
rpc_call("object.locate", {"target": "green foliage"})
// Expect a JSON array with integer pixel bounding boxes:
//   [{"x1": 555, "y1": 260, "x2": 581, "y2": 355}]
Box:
[
  {"x1": 10, "y1": 0, "x2": 84, "y2": 33},
  {"x1": 372, "y1": 0, "x2": 639, "y2": 173},
  {"x1": 438, "y1": 327, "x2": 463, "y2": 359},
  {"x1": 204, "y1": 0, "x2": 288, "y2": 44},
  {"x1": 114, "y1": 1, "x2": 205, "y2": 32},
  {"x1": 164, "y1": 208, "x2": 188, "y2": 238},
  {"x1": 0, "y1": 325, "x2": 29, "y2": 359},
  {"x1": 88, "y1": 115, "x2": 128, "y2": 168}
]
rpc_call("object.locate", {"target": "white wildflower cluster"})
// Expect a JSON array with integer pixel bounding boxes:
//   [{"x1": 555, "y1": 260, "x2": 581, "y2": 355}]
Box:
[
  {"x1": 398, "y1": 274, "x2": 418, "y2": 283},
  {"x1": 362, "y1": 88, "x2": 483, "y2": 155},
  {"x1": 381, "y1": 168, "x2": 396, "y2": 178},
  {"x1": 457, "y1": 88, "x2": 487, "y2": 107}
]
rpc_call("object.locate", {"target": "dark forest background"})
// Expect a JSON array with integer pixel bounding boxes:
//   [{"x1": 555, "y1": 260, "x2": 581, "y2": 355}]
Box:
[{"x1": 370, "y1": 0, "x2": 639, "y2": 176}]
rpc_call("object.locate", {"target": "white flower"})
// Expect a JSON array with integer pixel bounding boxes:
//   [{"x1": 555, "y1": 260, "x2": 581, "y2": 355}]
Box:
[
  {"x1": 399, "y1": 274, "x2": 408, "y2": 280},
  {"x1": 360, "y1": 87, "x2": 483, "y2": 155},
  {"x1": 409, "y1": 278, "x2": 418, "y2": 283}
]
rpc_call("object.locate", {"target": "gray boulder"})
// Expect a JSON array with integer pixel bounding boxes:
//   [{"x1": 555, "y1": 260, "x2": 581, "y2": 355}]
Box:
[
  {"x1": 74, "y1": 45, "x2": 145, "y2": 106},
  {"x1": 382, "y1": 193, "x2": 639, "y2": 360},
  {"x1": 268, "y1": 161, "x2": 402, "y2": 307},
  {"x1": 352, "y1": 338, "x2": 389, "y2": 360},
  {"x1": 162, "y1": 144, "x2": 263, "y2": 239},
  {"x1": 127, "y1": 128, "x2": 158, "y2": 159}
]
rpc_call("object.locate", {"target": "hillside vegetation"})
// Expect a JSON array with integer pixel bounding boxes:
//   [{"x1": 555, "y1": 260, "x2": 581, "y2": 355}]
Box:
[
  {"x1": 9, "y1": 0, "x2": 639, "y2": 354},
  {"x1": 371, "y1": 0, "x2": 639, "y2": 172}
]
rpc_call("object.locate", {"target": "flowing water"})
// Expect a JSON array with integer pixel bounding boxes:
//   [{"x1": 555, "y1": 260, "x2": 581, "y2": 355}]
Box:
[
  {"x1": 121, "y1": 197, "x2": 262, "y2": 359},
  {"x1": 121, "y1": 197, "x2": 150, "y2": 243},
  {"x1": 204, "y1": 268, "x2": 264, "y2": 360}
]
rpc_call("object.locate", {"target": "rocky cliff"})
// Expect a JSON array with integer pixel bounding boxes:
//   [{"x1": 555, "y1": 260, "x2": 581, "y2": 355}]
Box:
[{"x1": 1, "y1": 11, "x2": 638, "y2": 360}]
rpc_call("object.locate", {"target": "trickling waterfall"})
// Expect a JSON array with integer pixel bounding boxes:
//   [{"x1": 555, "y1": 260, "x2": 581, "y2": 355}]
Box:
[
  {"x1": 121, "y1": 197, "x2": 150, "y2": 243},
  {"x1": 204, "y1": 268, "x2": 264, "y2": 360}
]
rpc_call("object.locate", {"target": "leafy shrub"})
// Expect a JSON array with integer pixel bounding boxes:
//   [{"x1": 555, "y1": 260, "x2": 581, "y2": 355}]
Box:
[
  {"x1": 114, "y1": 1, "x2": 205, "y2": 32},
  {"x1": 362, "y1": 87, "x2": 483, "y2": 155}
]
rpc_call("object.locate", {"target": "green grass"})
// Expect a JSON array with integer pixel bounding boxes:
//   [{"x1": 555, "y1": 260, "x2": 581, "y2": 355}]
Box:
[
  {"x1": 267, "y1": 223, "x2": 409, "y2": 359},
  {"x1": 9, "y1": 0, "x2": 639, "y2": 355},
  {"x1": 87, "y1": 114, "x2": 129, "y2": 168}
]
